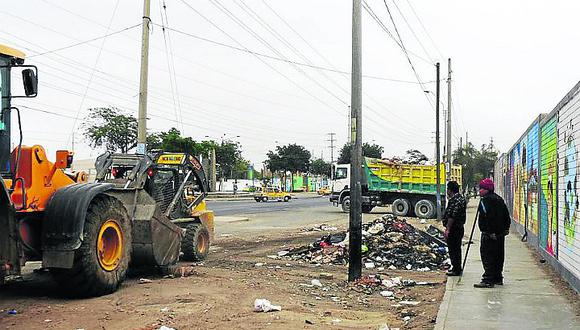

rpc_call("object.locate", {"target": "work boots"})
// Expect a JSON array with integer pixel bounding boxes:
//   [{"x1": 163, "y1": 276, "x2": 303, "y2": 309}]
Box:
[{"x1": 473, "y1": 281, "x2": 494, "y2": 288}]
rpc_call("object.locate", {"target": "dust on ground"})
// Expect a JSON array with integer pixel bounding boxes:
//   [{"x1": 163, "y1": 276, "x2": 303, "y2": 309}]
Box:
[{"x1": 0, "y1": 222, "x2": 447, "y2": 330}]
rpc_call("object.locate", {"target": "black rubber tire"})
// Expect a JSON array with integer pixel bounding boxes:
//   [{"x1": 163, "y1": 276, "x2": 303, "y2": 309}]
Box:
[
  {"x1": 51, "y1": 195, "x2": 131, "y2": 297},
  {"x1": 262, "y1": 196, "x2": 268, "y2": 202},
  {"x1": 415, "y1": 199, "x2": 435, "y2": 219},
  {"x1": 283, "y1": 196, "x2": 290, "y2": 202},
  {"x1": 181, "y1": 223, "x2": 210, "y2": 262},
  {"x1": 392, "y1": 199, "x2": 410, "y2": 217},
  {"x1": 255, "y1": 198, "x2": 261, "y2": 202},
  {"x1": 341, "y1": 196, "x2": 351, "y2": 213},
  {"x1": 362, "y1": 205, "x2": 374, "y2": 213}
]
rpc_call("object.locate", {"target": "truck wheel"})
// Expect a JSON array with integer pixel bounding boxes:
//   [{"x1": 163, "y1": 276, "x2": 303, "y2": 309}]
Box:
[
  {"x1": 283, "y1": 196, "x2": 290, "y2": 202},
  {"x1": 362, "y1": 205, "x2": 374, "y2": 213},
  {"x1": 262, "y1": 196, "x2": 268, "y2": 202},
  {"x1": 51, "y1": 196, "x2": 131, "y2": 297},
  {"x1": 415, "y1": 200, "x2": 435, "y2": 219},
  {"x1": 255, "y1": 197, "x2": 261, "y2": 202},
  {"x1": 341, "y1": 196, "x2": 351, "y2": 213},
  {"x1": 392, "y1": 199, "x2": 410, "y2": 217},
  {"x1": 181, "y1": 223, "x2": 210, "y2": 261}
]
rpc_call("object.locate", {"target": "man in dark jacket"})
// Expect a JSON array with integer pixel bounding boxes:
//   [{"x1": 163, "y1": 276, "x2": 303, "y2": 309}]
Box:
[
  {"x1": 474, "y1": 178, "x2": 511, "y2": 288},
  {"x1": 443, "y1": 181, "x2": 466, "y2": 276}
]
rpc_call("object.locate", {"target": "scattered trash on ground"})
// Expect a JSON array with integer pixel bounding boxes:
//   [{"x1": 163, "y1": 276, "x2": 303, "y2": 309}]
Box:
[
  {"x1": 302, "y1": 224, "x2": 338, "y2": 232},
  {"x1": 254, "y1": 299, "x2": 282, "y2": 312},
  {"x1": 139, "y1": 278, "x2": 153, "y2": 284},
  {"x1": 158, "y1": 326, "x2": 176, "y2": 330},
  {"x1": 319, "y1": 273, "x2": 333, "y2": 279},
  {"x1": 311, "y1": 279, "x2": 323, "y2": 287},
  {"x1": 7, "y1": 309, "x2": 17, "y2": 315},
  {"x1": 283, "y1": 215, "x2": 448, "y2": 270}
]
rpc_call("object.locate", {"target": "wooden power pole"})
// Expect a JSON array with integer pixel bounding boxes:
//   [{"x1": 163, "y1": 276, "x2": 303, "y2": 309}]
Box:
[
  {"x1": 137, "y1": 0, "x2": 151, "y2": 154},
  {"x1": 348, "y1": 0, "x2": 363, "y2": 282}
]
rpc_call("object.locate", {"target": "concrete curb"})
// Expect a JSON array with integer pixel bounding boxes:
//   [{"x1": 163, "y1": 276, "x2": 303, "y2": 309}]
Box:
[{"x1": 214, "y1": 216, "x2": 250, "y2": 223}]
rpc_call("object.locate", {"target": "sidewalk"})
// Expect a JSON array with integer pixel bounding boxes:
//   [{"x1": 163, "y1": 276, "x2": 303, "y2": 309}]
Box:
[{"x1": 435, "y1": 203, "x2": 580, "y2": 329}]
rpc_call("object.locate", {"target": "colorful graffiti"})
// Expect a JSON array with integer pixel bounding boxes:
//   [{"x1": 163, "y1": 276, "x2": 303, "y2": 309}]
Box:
[
  {"x1": 499, "y1": 83, "x2": 580, "y2": 288},
  {"x1": 512, "y1": 144, "x2": 522, "y2": 223},
  {"x1": 562, "y1": 119, "x2": 578, "y2": 245},
  {"x1": 558, "y1": 95, "x2": 580, "y2": 280},
  {"x1": 540, "y1": 116, "x2": 558, "y2": 256},
  {"x1": 526, "y1": 124, "x2": 540, "y2": 235},
  {"x1": 508, "y1": 123, "x2": 540, "y2": 235}
]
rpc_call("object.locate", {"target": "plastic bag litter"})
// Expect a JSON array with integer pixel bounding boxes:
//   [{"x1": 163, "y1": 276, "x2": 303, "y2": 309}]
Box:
[
  {"x1": 158, "y1": 326, "x2": 176, "y2": 330},
  {"x1": 254, "y1": 299, "x2": 282, "y2": 312}
]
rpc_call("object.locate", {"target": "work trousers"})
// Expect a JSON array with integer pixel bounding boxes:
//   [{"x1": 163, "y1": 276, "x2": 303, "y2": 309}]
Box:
[
  {"x1": 480, "y1": 233, "x2": 505, "y2": 283},
  {"x1": 447, "y1": 226, "x2": 464, "y2": 272}
]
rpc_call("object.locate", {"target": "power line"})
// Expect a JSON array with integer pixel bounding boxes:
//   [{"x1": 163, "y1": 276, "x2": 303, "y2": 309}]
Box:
[
  {"x1": 362, "y1": 1, "x2": 432, "y2": 66},
  {"x1": 261, "y1": 1, "x2": 429, "y2": 136},
  {"x1": 68, "y1": 0, "x2": 121, "y2": 147},
  {"x1": 159, "y1": 0, "x2": 184, "y2": 131},
  {"x1": 150, "y1": 23, "x2": 429, "y2": 85},
  {"x1": 380, "y1": 0, "x2": 435, "y2": 110},
  {"x1": 404, "y1": 0, "x2": 444, "y2": 60},
  {"x1": 28, "y1": 24, "x2": 140, "y2": 58},
  {"x1": 389, "y1": 0, "x2": 434, "y2": 63}
]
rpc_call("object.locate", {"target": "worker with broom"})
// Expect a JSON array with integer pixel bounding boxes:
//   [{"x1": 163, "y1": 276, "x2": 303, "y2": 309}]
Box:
[{"x1": 473, "y1": 178, "x2": 511, "y2": 288}]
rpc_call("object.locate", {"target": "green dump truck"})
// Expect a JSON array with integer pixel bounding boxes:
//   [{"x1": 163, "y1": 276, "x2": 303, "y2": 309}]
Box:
[{"x1": 329, "y1": 157, "x2": 462, "y2": 218}]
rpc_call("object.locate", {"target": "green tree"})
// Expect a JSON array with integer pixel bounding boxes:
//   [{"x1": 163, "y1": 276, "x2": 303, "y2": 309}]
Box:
[
  {"x1": 310, "y1": 158, "x2": 331, "y2": 176},
  {"x1": 215, "y1": 140, "x2": 245, "y2": 180},
  {"x1": 147, "y1": 128, "x2": 220, "y2": 159},
  {"x1": 266, "y1": 144, "x2": 311, "y2": 190},
  {"x1": 337, "y1": 142, "x2": 384, "y2": 164},
  {"x1": 452, "y1": 141, "x2": 498, "y2": 191},
  {"x1": 83, "y1": 107, "x2": 137, "y2": 153}
]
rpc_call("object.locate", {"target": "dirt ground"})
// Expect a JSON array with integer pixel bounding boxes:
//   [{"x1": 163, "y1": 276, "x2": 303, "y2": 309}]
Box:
[{"x1": 0, "y1": 221, "x2": 447, "y2": 330}]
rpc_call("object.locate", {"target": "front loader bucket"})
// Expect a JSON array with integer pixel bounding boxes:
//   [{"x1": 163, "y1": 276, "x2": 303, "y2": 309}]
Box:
[
  {"x1": 0, "y1": 180, "x2": 21, "y2": 284},
  {"x1": 108, "y1": 190, "x2": 182, "y2": 268}
]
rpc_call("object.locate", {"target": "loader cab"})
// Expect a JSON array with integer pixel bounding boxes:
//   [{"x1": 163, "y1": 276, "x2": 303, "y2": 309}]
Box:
[{"x1": 0, "y1": 45, "x2": 38, "y2": 177}]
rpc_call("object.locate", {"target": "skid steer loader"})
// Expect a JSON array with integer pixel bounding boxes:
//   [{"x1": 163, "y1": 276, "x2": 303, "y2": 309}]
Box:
[{"x1": 0, "y1": 44, "x2": 213, "y2": 297}]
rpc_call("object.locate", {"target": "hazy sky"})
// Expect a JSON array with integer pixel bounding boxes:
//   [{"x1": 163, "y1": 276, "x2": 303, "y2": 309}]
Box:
[{"x1": 2, "y1": 0, "x2": 579, "y2": 168}]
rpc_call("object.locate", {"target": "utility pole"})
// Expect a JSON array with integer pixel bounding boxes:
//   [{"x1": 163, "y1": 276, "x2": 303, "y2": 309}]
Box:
[
  {"x1": 446, "y1": 58, "x2": 452, "y2": 183},
  {"x1": 435, "y1": 62, "x2": 442, "y2": 222},
  {"x1": 136, "y1": 0, "x2": 151, "y2": 154},
  {"x1": 327, "y1": 132, "x2": 336, "y2": 163},
  {"x1": 347, "y1": 106, "x2": 351, "y2": 144},
  {"x1": 211, "y1": 148, "x2": 217, "y2": 192},
  {"x1": 348, "y1": 0, "x2": 363, "y2": 282}
]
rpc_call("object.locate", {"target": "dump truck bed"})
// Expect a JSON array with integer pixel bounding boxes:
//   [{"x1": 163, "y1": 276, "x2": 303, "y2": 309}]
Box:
[{"x1": 364, "y1": 157, "x2": 462, "y2": 194}]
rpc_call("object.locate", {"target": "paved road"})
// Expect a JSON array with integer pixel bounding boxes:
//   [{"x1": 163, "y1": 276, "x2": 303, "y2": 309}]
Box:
[
  {"x1": 208, "y1": 196, "x2": 390, "y2": 236},
  {"x1": 206, "y1": 195, "x2": 330, "y2": 216}
]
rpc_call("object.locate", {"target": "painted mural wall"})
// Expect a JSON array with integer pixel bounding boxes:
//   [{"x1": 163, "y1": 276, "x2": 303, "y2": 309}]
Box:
[
  {"x1": 507, "y1": 122, "x2": 540, "y2": 235},
  {"x1": 557, "y1": 92, "x2": 580, "y2": 280},
  {"x1": 540, "y1": 115, "x2": 558, "y2": 256},
  {"x1": 497, "y1": 82, "x2": 580, "y2": 289}
]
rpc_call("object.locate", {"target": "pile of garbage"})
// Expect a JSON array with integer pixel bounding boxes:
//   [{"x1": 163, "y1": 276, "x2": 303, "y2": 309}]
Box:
[{"x1": 284, "y1": 215, "x2": 448, "y2": 271}]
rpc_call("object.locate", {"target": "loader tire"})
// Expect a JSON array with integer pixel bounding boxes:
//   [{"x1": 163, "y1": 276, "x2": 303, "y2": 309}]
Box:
[
  {"x1": 392, "y1": 199, "x2": 410, "y2": 217},
  {"x1": 51, "y1": 195, "x2": 131, "y2": 297},
  {"x1": 283, "y1": 196, "x2": 291, "y2": 202},
  {"x1": 181, "y1": 223, "x2": 210, "y2": 261},
  {"x1": 262, "y1": 196, "x2": 268, "y2": 202}
]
